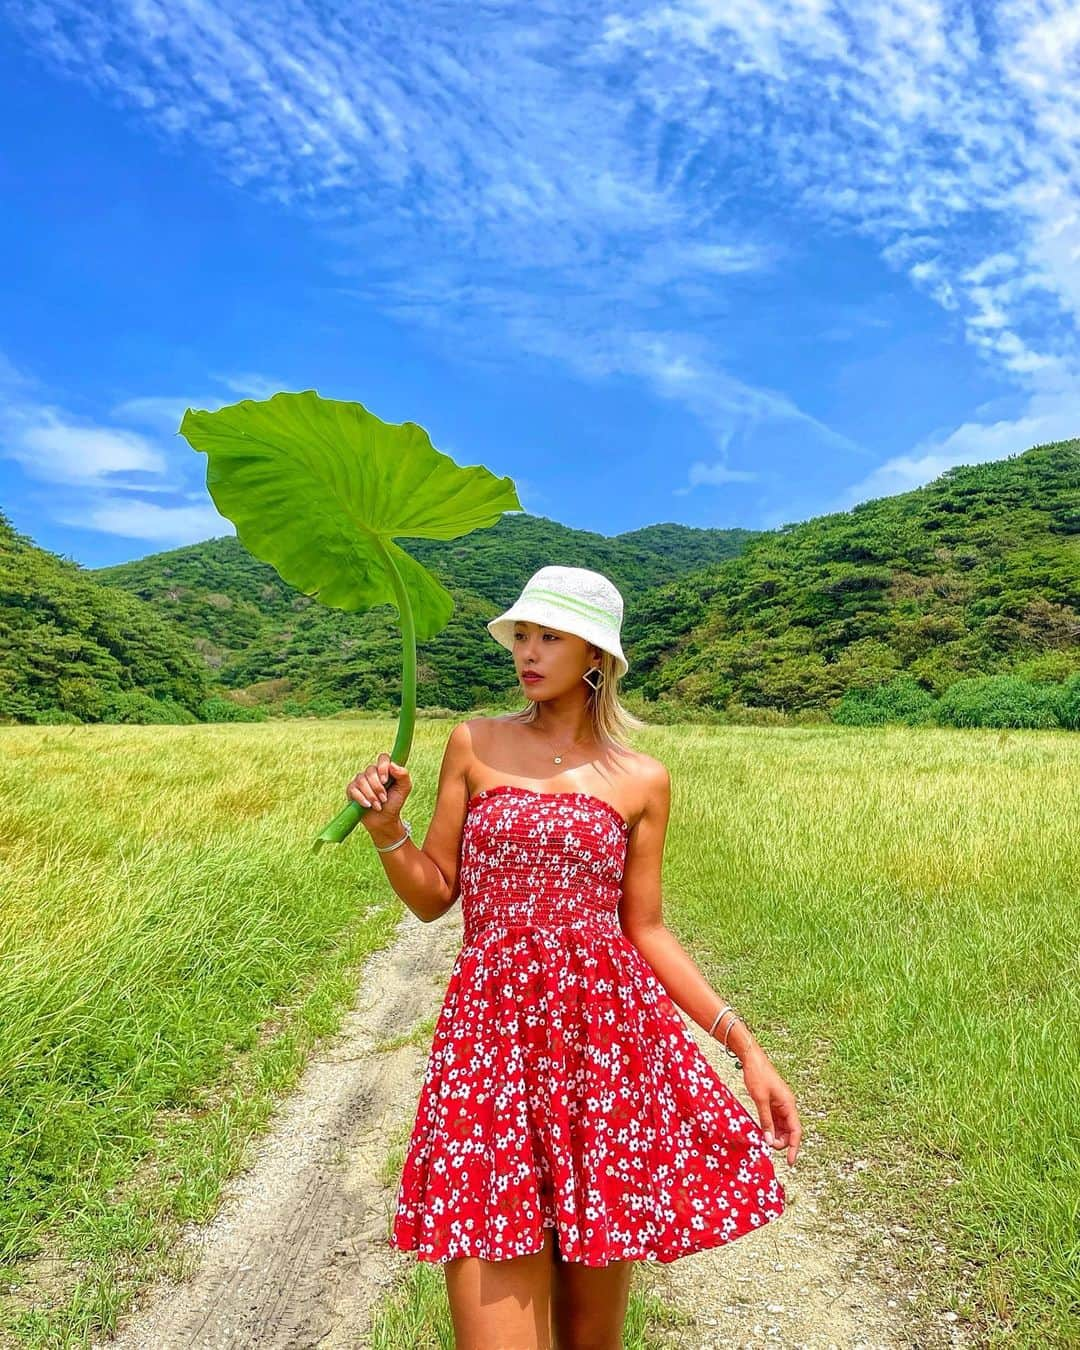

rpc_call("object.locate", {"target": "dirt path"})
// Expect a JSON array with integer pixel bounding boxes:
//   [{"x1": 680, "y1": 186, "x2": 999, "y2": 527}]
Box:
[{"x1": 95, "y1": 909, "x2": 968, "y2": 1350}]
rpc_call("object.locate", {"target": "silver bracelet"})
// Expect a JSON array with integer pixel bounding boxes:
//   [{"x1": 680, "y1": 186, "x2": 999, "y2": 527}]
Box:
[
  {"x1": 707, "y1": 1004, "x2": 733, "y2": 1037},
  {"x1": 707, "y1": 1004, "x2": 749, "y2": 1070},
  {"x1": 722, "y1": 1013, "x2": 748, "y2": 1069},
  {"x1": 373, "y1": 818, "x2": 412, "y2": 853}
]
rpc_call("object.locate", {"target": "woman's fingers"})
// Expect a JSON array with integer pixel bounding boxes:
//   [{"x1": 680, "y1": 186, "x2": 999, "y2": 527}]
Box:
[
  {"x1": 346, "y1": 778, "x2": 374, "y2": 809},
  {"x1": 773, "y1": 1096, "x2": 802, "y2": 1165},
  {"x1": 366, "y1": 765, "x2": 387, "y2": 806},
  {"x1": 347, "y1": 765, "x2": 381, "y2": 809},
  {"x1": 347, "y1": 754, "x2": 406, "y2": 810}
]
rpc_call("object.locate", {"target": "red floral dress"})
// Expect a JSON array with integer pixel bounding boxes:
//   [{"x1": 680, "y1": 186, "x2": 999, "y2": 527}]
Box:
[{"x1": 389, "y1": 784, "x2": 786, "y2": 1266}]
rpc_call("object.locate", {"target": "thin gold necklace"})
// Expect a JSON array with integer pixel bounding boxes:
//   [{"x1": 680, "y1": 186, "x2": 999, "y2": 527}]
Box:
[{"x1": 536, "y1": 723, "x2": 588, "y2": 766}]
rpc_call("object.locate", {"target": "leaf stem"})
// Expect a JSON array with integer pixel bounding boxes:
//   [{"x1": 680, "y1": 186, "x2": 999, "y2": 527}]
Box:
[{"x1": 312, "y1": 540, "x2": 417, "y2": 850}]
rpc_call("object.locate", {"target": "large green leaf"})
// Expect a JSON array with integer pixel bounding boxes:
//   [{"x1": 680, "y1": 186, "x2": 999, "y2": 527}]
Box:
[{"x1": 179, "y1": 390, "x2": 521, "y2": 640}]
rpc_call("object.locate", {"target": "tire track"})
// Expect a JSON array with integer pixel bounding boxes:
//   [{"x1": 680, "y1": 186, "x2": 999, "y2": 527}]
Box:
[
  {"x1": 93, "y1": 899, "x2": 963, "y2": 1348},
  {"x1": 93, "y1": 906, "x2": 462, "y2": 1350}
]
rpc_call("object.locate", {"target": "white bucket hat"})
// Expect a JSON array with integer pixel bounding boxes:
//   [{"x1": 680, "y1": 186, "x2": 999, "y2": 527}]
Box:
[{"x1": 486, "y1": 565, "x2": 628, "y2": 679}]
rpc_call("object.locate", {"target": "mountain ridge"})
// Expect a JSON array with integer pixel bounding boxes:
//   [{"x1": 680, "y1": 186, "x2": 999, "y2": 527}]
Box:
[{"x1": 2, "y1": 438, "x2": 1076, "y2": 723}]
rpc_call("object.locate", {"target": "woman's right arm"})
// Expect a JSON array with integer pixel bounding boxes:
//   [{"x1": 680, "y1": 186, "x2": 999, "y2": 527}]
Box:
[{"x1": 351, "y1": 722, "x2": 472, "y2": 923}]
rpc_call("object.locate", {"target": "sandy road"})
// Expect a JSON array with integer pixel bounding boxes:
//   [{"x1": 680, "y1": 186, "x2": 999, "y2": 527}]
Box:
[{"x1": 94, "y1": 906, "x2": 967, "y2": 1350}]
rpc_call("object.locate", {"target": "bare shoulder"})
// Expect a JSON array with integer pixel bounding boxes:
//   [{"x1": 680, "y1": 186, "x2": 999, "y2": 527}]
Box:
[
  {"x1": 633, "y1": 752, "x2": 670, "y2": 811},
  {"x1": 630, "y1": 750, "x2": 669, "y2": 785},
  {"x1": 445, "y1": 714, "x2": 519, "y2": 784},
  {"x1": 455, "y1": 713, "x2": 515, "y2": 754},
  {"x1": 617, "y1": 750, "x2": 668, "y2": 829}
]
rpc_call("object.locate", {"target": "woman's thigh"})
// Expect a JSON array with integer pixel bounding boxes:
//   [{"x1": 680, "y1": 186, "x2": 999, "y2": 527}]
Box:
[
  {"x1": 551, "y1": 1248, "x2": 634, "y2": 1350},
  {"x1": 443, "y1": 1228, "x2": 556, "y2": 1350}
]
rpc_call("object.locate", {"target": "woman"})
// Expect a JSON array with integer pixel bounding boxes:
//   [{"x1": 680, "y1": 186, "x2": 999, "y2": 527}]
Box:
[{"x1": 347, "y1": 565, "x2": 801, "y2": 1350}]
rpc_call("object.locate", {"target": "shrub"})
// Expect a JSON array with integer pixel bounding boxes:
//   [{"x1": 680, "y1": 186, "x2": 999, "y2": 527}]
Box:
[
  {"x1": 1052, "y1": 673, "x2": 1080, "y2": 730},
  {"x1": 33, "y1": 707, "x2": 82, "y2": 725},
  {"x1": 101, "y1": 691, "x2": 197, "y2": 724},
  {"x1": 722, "y1": 703, "x2": 791, "y2": 726},
  {"x1": 935, "y1": 675, "x2": 1061, "y2": 729},
  {"x1": 833, "y1": 675, "x2": 937, "y2": 726},
  {"x1": 306, "y1": 696, "x2": 345, "y2": 718},
  {"x1": 199, "y1": 697, "x2": 267, "y2": 723}
]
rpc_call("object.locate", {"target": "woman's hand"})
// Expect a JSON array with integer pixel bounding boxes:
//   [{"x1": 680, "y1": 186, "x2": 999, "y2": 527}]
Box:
[
  {"x1": 742, "y1": 1049, "x2": 802, "y2": 1167},
  {"x1": 346, "y1": 753, "x2": 412, "y2": 833}
]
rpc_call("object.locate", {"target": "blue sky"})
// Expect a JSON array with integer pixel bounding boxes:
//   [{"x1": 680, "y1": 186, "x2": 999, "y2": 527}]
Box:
[{"x1": 2, "y1": 1, "x2": 1078, "y2": 569}]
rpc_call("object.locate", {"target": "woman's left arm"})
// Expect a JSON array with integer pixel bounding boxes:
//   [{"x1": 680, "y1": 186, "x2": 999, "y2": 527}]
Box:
[{"x1": 619, "y1": 763, "x2": 802, "y2": 1167}]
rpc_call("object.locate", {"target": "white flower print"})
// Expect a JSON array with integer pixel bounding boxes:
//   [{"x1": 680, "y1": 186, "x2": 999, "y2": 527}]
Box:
[{"x1": 388, "y1": 786, "x2": 786, "y2": 1266}]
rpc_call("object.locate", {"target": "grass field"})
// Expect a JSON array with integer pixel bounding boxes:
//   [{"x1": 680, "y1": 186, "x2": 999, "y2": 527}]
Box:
[{"x1": 1, "y1": 719, "x2": 1077, "y2": 1347}]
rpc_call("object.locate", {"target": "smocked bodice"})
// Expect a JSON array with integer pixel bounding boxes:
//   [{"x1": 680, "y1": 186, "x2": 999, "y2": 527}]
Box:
[
  {"x1": 392, "y1": 779, "x2": 787, "y2": 1267},
  {"x1": 459, "y1": 785, "x2": 629, "y2": 944}
]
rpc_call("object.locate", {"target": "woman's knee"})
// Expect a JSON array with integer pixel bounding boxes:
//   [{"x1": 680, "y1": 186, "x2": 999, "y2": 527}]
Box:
[
  {"x1": 444, "y1": 1231, "x2": 556, "y2": 1349},
  {"x1": 551, "y1": 1257, "x2": 633, "y2": 1349}
]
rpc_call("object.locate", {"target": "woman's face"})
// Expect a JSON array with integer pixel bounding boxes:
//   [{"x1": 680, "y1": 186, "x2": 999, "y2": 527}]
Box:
[{"x1": 512, "y1": 621, "x2": 597, "y2": 695}]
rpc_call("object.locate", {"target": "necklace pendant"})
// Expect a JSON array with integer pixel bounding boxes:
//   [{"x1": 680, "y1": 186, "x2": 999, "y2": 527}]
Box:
[{"x1": 554, "y1": 755, "x2": 562, "y2": 764}]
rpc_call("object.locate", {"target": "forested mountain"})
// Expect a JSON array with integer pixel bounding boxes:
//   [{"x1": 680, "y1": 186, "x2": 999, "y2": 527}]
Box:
[
  {"x1": 91, "y1": 516, "x2": 756, "y2": 712},
  {"x1": 0, "y1": 512, "x2": 209, "y2": 723},
  {"x1": 4, "y1": 438, "x2": 1077, "y2": 726},
  {"x1": 629, "y1": 440, "x2": 1079, "y2": 710}
]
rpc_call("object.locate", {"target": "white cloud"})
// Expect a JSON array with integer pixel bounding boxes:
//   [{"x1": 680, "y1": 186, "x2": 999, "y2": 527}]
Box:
[
  {"x1": 212, "y1": 372, "x2": 286, "y2": 399},
  {"x1": 593, "y1": 0, "x2": 1080, "y2": 407},
  {"x1": 5, "y1": 0, "x2": 846, "y2": 464},
  {"x1": 839, "y1": 387, "x2": 1080, "y2": 507},
  {"x1": 110, "y1": 396, "x2": 191, "y2": 427},
  {"x1": 0, "y1": 355, "x2": 235, "y2": 542},
  {"x1": 111, "y1": 372, "x2": 284, "y2": 428},
  {"x1": 689, "y1": 462, "x2": 759, "y2": 485},
  {"x1": 2, "y1": 406, "x2": 167, "y2": 486},
  {"x1": 672, "y1": 460, "x2": 759, "y2": 496},
  {"x1": 9, "y1": 0, "x2": 1080, "y2": 505},
  {"x1": 57, "y1": 497, "x2": 232, "y2": 543}
]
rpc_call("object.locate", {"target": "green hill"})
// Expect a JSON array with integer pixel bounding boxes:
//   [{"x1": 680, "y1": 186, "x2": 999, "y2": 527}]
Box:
[
  {"x1": 92, "y1": 516, "x2": 756, "y2": 713},
  {"x1": 0, "y1": 512, "x2": 209, "y2": 724},
  {"x1": 630, "y1": 439, "x2": 1080, "y2": 710},
  {"x1": 8, "y1": 438, "x2": 1078, "y2": 726}
]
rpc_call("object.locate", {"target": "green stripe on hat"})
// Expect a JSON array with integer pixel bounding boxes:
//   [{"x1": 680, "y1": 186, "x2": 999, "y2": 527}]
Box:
[{"x1": 520, "y1": 587, "x2": 620, "y2": 631}]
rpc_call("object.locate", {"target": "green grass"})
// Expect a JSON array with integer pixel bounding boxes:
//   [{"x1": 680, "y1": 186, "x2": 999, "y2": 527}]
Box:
[
  {"x1": 652, "y1": 722, "x2": 1079, "y2": 1348},
  {"x1": 367, "y1": 1255, "x2": 693, "y2": 1349},
  {"x1": 2, "y1": 720, "x2": 1077, "y2": 1347},
  {"x1": 0, "y1": 723, "x2": 405, "y2": 1346}
]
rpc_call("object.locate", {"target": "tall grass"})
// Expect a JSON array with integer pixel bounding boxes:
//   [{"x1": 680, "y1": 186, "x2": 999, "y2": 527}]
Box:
[
  {"x1": 1, "y1": 721, "x2": 1076, "y2": 1346},
  {"x1": 650, "y1": 723, "x2": 1079, "y2": 1347},
  {"x1": 0, "y1": 723, "x2": 406, "y2": 1343}
]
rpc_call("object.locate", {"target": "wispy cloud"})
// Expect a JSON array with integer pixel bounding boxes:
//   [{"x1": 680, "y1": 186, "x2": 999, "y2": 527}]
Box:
[
  {"x1": 0, "y1": 357, "x2": 243, "y2": 542},
  {"x1": 9, "y1": 0, "x2": 1080, "y2": 506},
  {"x1": 56, "y1": 497, "x2": 231, "y2": 543},
  {"x1": 110, "y1": 395, "x2": 193, "y2": 428},
  {"x1": 0, "y1": 355, "x2": 169, "y2": 487},
  {"x1": 212, "y1": 372, "x2": 287, "y2": 400},
  {"x1": 838, "y1": 386, "x2": 1080, "y2": 508},
  {"x1": 6, "y1": 0, "x2": 845, "y2": 484},
  {"x1": 111, "y1": 372, "x2": 285, "y2": 429},
  {"x1": 10, "y1": 413, "x2": 166, "y2": 486},
  {"x1": 596, "y1": 0, "x2": 1080, "y2": 470}
]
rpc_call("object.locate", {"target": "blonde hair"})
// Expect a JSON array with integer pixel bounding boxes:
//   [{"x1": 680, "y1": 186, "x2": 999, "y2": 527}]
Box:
[{"x1": 506, "y1": 647, "x2": 647, "y2": 749}]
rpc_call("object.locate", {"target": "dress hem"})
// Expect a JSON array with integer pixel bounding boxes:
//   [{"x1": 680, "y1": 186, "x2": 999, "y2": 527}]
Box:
[{"x1": 388, "y1": 1205, "x2": 784, "y2": 1268}]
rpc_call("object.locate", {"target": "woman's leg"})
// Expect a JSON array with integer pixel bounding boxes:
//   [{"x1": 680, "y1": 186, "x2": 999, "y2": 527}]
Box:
[
  {"x1": 444, "y1": 1228, "x2": 556, "y2": 1350},
  {"x1": 550, "y1": 1250, "x2": 634, "y2": 1350}
]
